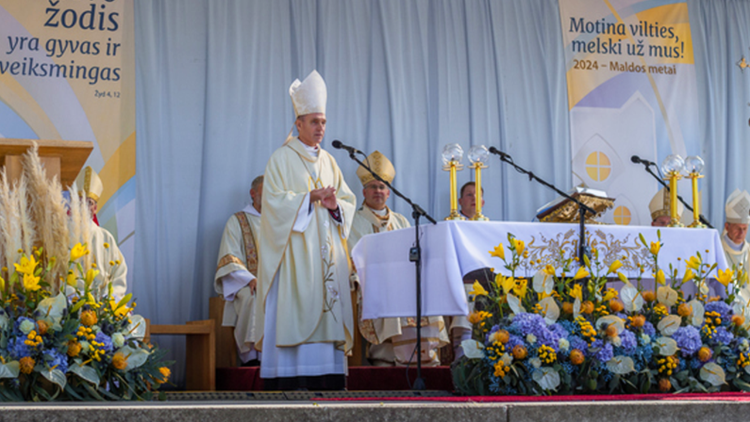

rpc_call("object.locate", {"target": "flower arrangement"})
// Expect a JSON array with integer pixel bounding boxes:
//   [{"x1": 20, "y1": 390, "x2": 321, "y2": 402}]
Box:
[
  {"x1": 452, "y1": 231, "x2": 750, "y2": 396},
  {"x1": 0, "y1": 144, "x2": 171, "y2": 401}
]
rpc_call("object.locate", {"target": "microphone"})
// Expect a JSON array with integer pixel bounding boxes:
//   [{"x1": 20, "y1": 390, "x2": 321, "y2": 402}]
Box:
[
  {"x1": 331, "y1": 140, "x2": 363, "y2": 155},
  {"x1": 488, "y1": 146, "x2": 510, "y2": 160},
  {"x1": 631, "y1": 155, "x2": 656, "y2": 166}
]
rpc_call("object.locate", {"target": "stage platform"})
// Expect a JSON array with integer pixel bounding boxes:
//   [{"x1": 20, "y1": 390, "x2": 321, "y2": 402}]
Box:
[{"x1": 2, "y1": 394, "x2": 750, "y2": 422}]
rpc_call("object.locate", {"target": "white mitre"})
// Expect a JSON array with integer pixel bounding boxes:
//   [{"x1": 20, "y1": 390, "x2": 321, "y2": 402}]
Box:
[
  {"x1": 289, "y1": 70, "x2": 327, "y2": 118},
  {"x1": 648, "y1": 187, "x2": 683, "y2": 220},
  {"x1": 726, "y1": 189, "x2": 750, "y2": 224}
]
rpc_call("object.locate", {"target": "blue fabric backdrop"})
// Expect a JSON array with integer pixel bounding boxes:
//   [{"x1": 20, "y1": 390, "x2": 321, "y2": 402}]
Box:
[{"x1": 133, "y1": 0, "x2": 750, "y2": 385}]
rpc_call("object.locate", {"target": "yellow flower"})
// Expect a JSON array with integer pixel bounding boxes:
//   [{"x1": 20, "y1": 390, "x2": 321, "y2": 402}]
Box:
[
  {"x1": 500, "y1": 276, "x2": 515, "y2": 295},
  {"x1": 569, "y1": 284, "x2": 583, "y2": 301},
  {"x1": 573, "y1": 267, "x2": 589, "y2": 280},
  {"x1": 602, "y1": 287, "x2": 618, "y2": 302},
  {"x1": 85, "y1": 269, "x2": 100, "y2": 288},
  {"x1": 513, "y1": 278, "x2": 528, "y2": 298},
  {"x1": 607, "y1": 260, "x2": 623, "y2": 274},
  {"x1": 683, "y1": 268, "x2": 695, "y2": 283},
  {"x1": 686, "y1": 256, "x2": 701, "y2": 271},
  {"x1": 70, "y1": 243, "x2": 89, "y2": 261},
  {"x1": 649, "y1": 241, "x2": 661, "y2": 256},
  {"x1": 13, "y1": 255, "x2": 38, "y2": 276},
  {"x1": 67, "y1": 341, "x2": 82, "y2": 357},
  {"x1": 489, "y1": 244, "x2": 505, "y2": 260},
  {"x1": 103, "y1": 242, "x2": 110, "y2": 249},
  {"x1": 112, "y1": 352, "x2": 128, "y2": 370},
  {"x1": 468, "y1": 311, "x2": 493, "y2": 324},
  {"x1": 617, "y1": 272, "x2": 628, "y2": 284},
  {"x1": 66, "y1": 270, "x2": 77, "y2": 287},
  {"x1": 542, "y1": 265, "x2": 556, "y2": 276},
  {"x1": 19, "y1": 357, "x2": 35, "y2": 375},
  {"x1": 513, "y1": 239, "x2": 526, "y2": 256},
  {"x1": 81, "y1": 310, "x2": 98, "y2": 327},
  {"x1": 156, "y1": 367, "x2": 171, "y2": 384},
  {"x1": 0, "y1": 275, "x2": 4, "y2": 292},
  {"x1": 655, "y1": 269, "x2": 666, "y2": 286},
  {"x1": 717, "y1": 268, "x2": 734, "y2": 287},
  {"x1": 23, "y1": 273, "x2": 41, "y2": 292},
  {"x1": 469, "y1": 281, "x2": 488, "y2": 297}
]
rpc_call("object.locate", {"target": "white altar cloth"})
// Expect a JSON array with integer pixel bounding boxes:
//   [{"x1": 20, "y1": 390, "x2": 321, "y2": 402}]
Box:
[{"x1": 351, "y1": 221, "x2": 728, "y2": 320}]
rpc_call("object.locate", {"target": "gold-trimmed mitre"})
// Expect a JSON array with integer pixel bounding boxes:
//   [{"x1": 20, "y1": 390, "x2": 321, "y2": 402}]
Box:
[
  {"x1": 357, "y1": 151, "x2": 395, "y2": 186},
  {"x1": 75, "y1": 166, "x2": 103, "y2": 203},
  {"x1": 649, "y1": 187, "x2": 683, "y2": 220},
  {"x1": 289, "y1": 70, "x2": 327, "y2": 118},
  {"x1": 725, "y1": 189, "x2": 750, "y2": 224}
]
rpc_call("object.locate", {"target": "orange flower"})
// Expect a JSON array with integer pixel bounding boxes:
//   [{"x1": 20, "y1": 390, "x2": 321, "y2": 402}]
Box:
[
  {"x1": 609, "y1": 299, "x2": 624, "y2": 313},
  {"x1": 67, "y1": 341, "x2": 82, "y2": 357},
  {"x1": 642, "y1": 290, "x2": 656, "y2": 303},
  {"x1": 36, "y1": 320, "x2": 48, "y2": 336},
  {"x1": 562, "y1": 302, "x2": 574, "y2": 314},
  {"x1": 80, "y1": 310, "x2": 98, "y2": 327},
  {"x1": 19, "y1": 357, "x2": 35, "y2": 374},
  {"x1": 629, "y1": 315, "x2": 646, "y2": 328},
  {"x1": 494, "y1": 329, "x2": 510, "y2": 344},
  {"x1": 570, "y1": 349, "x2": 585, "y2": 365},
  {"x1": 677, "y1": 303, "x2": 692, "y2": 317},
  {"x1": 512, "y1": 345, "x2": 528, "y2": 360},
  {"x1": 581, "y1": 301, "x2": 594, "y2": 314},
  {"x1": 156, "y1": 367, "x2": 171, "y2": 384},
  {"x1": 605, "y1": 325, "x2": 618, "y2": 338},
  {"x1": 112, "y1": 352, "x2": 128, "y2": 370},
  {"x1": 733, "y1": 315, "x2": 746, "y2": 327},
  {"x1": 697, "y1": 347, "x2": 713, "y2": 363},
  {"x1": 658, "y1": 378, "x2": 671, "y2": 392}
]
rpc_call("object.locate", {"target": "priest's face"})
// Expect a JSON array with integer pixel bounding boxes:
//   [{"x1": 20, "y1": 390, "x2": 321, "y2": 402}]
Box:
[
  {"x1": 296, "y1": 113, "x2": 327, "y2": 147},
  {"x1": 250, "y1": 182, "x2": 263, "y2": 212},
  {"x1": 651, "y1": 216, "x2": 671, "y2": 227},
  {"x1": 86, "y1": 197, "x2": 98, "y2": 217},
  {"x1": 458, "y1": 184, "x2": 484, "y2": 218},
  {"x1": 725, "y1": 222, "x2": 749, "y2": 244},
  {"x1": 363, "y1": 180, "x2": 390, "y2": 211}
]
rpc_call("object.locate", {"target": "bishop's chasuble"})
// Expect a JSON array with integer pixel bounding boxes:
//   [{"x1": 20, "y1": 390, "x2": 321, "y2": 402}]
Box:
[
  {"x1": 214, "y1": 205, "x2": 261, "y2": 361},
  {"x1": 349, "y1": 206, "x2": 448, "y2": 366},
  {"x1": 89, "y1": 225, "x2": 127, "y2": 300},
  {"x1": 256, "y1": 138, "x2": 356, "y2": 378},
  {"x1": 722, "y1": 233, "x2": 750, "y2": 272}
]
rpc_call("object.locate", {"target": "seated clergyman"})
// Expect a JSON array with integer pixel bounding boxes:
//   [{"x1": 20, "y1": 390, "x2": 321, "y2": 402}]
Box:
[
  {"x1": 721, "y1": 189, "x2": 750, "y2": 270},
  {"x1": 348, "y1": 151, "x2": 449, "y2": 367},
  {"x1": 214, "y1": 175, "x2": 264, "y2": 365},
  {"x1": 649, "y1": 187, "x2": 683, "y2": 227}
]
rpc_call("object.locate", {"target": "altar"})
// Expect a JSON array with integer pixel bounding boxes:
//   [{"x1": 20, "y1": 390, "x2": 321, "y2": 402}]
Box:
[{"x1": 350, "y1": 221, "x2": 729, "y2": 320}]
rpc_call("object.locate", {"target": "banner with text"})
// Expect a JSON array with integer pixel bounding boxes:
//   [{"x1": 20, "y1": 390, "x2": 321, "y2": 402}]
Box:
[
  {"x1": 0, "y1": 0, "x2": 135, "y2": 283},
  {"x1": 559, "y1": 0, "x2": 699, "y2": 226}
]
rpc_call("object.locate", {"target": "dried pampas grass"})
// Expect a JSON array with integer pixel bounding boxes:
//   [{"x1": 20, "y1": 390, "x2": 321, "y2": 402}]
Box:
[
  {"x1": 21, "y1": 143, "x2": 69, "y2": 290},
  {"x1": 68, "y1": 182, "x2": 93, "y2": 269},
  {"x1": 0, "y1": 169, "x2": 23, "y2": 271}
]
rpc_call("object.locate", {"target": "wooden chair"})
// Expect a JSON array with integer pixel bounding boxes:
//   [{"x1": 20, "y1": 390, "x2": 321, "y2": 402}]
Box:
[{"x1": 145, "y1": 319, "x2": 215, "y2": 391}]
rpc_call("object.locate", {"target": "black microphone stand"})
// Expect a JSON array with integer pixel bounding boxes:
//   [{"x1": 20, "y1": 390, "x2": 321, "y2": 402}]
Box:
[
  {"x1": 637, "y1": 162, "x2": 713, "y2": 228},
  {"x1": 342, "y1": 149, "x2": 436, "y2": 391},
  {"x1": 489, "y1": 149, "x2": 596, "y2": 263}
]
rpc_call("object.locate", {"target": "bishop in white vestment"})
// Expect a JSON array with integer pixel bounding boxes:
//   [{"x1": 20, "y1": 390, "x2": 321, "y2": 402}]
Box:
[
  {"x1": 256, "y1": 70, "x2": 356, "y2": 390},
  {"x1": 348, "y1": 151, "x2": 448, "y2": 366},
  {"x1": 75, "y1": 166, "x2": 127, "y2": 300},
  {"x1": 214, "y1": 175, "x2": 263, "y2": 364},
  {"x1": 722, "y1": 189, "x2": 750, "y2": 271}
]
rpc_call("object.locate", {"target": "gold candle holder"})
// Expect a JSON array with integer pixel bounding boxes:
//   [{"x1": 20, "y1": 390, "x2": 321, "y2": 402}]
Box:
[
  {"x1": 470, "y1": 162, "x2": 488, "y2": 221},
  {"x1": 444, "y1": 160, "x2": 465, "y2": 220},
  {"x1": 442, "y1": 143, "x2": 465, "y2": 221},
  {"x1": 685, "y1": 155, "x2": 706, "y2": 228},
  {"x1": 661, "y1": 154, "x2": 686, "y2": 228}
]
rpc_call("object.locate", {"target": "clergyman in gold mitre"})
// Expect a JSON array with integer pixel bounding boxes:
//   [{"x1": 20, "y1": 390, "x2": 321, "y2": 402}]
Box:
[
  {"x1": 75, "y1": 166, "x2": 104, "y2": 218},
  {"x1": 649, "y1": 187, "x2": 683, "y2": 227}
]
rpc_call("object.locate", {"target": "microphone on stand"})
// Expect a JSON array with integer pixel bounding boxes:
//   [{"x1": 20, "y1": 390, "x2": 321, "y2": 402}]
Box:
[
  {"x1": 631, "y1": 155, "x2": 656, "y2": 167},
  {"x1": 331, "y1": 140, "x2": 363, "y2": 155},
  {"x1": 488, "y1": 146, "x2": 510, "y2": 160}
]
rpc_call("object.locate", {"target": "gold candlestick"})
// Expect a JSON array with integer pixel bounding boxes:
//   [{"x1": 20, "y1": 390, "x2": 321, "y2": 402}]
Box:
[
  {"x1": 444, "y1": 160, "x2": 465, "y2": 220},
  {"x1": 684, "y1": 155, "x2": 706, "y2": 228},
  {"x1": 471, "y1": 162, "x2": 489, "y2": 221},
  {"x1": 442, "y1": 143, "x2": 466, "y2": 221},
  {"x1": 666, "y1": 172, "x2": 684, "y2": 227}
]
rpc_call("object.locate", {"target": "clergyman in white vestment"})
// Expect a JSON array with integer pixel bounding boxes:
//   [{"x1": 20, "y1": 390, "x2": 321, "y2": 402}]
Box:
[
  {"x1": 348, "y1": 151, "x2": 448, "y2": 367},
  {"x1": 722, "y1": 189, "x2": 750, "y2": 273},
  {"x1": 256, "y1": 70, "x2": 356, "y2": 390},
  {"x1": 214, "y1": 175, "x2": 264, "y2": 365}
]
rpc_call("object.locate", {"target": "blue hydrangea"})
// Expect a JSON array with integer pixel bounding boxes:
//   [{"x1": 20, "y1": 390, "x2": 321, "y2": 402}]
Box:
[
  {"x1": 712, "y1": 326, "x2": 734, "y2": 346},
  {"x1": 590, "y1": 340, "x2": 613, "y2": 362},
  {"x1": 509, "y1": 313, "x2": 562, "y2": 351},
  {"x1": 618, "y1": 329, "x2": 638, "y2": 355},
  {"x1": 642, "y1": 321, "x2": 656, "y2": 337},
  {"x1": 705, "y1": 302, "x2": 732, "y2": 323},
  {"x1": 632, "y1": 343, "x2": 653, "y2": 371},
  {"x1": 549, "y1": 323, "x2": 569, "y2": 339},
  {"x1": 672, "y1": 326, "x2": 702, "y2": 356},
  {"x1": 506, "y1": 334, "x2": 524, "y2": 351},
  {"x1": 689, "y1": 358, "x2": 704, "y2": 369},
  {"x1": 43, "y1": 350, "x2": 69, "y2": 373},
  {"x1": 94, "y1": 332, "x2": 113, "y2": 353},
  {"x1": 569, "y1": 335, "x2": 589, "y2": 354},
  {"x1": 8, "y1": 337, "x2": 34, "y2": 359},
  {"x1": 558, "y1": 320, "x2": 579, "y2": 336}
]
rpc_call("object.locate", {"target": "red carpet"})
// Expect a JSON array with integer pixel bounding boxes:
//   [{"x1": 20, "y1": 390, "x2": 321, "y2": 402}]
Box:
[{"x1": 216, "y1": 366, "x2": 454, "y2": 391}]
